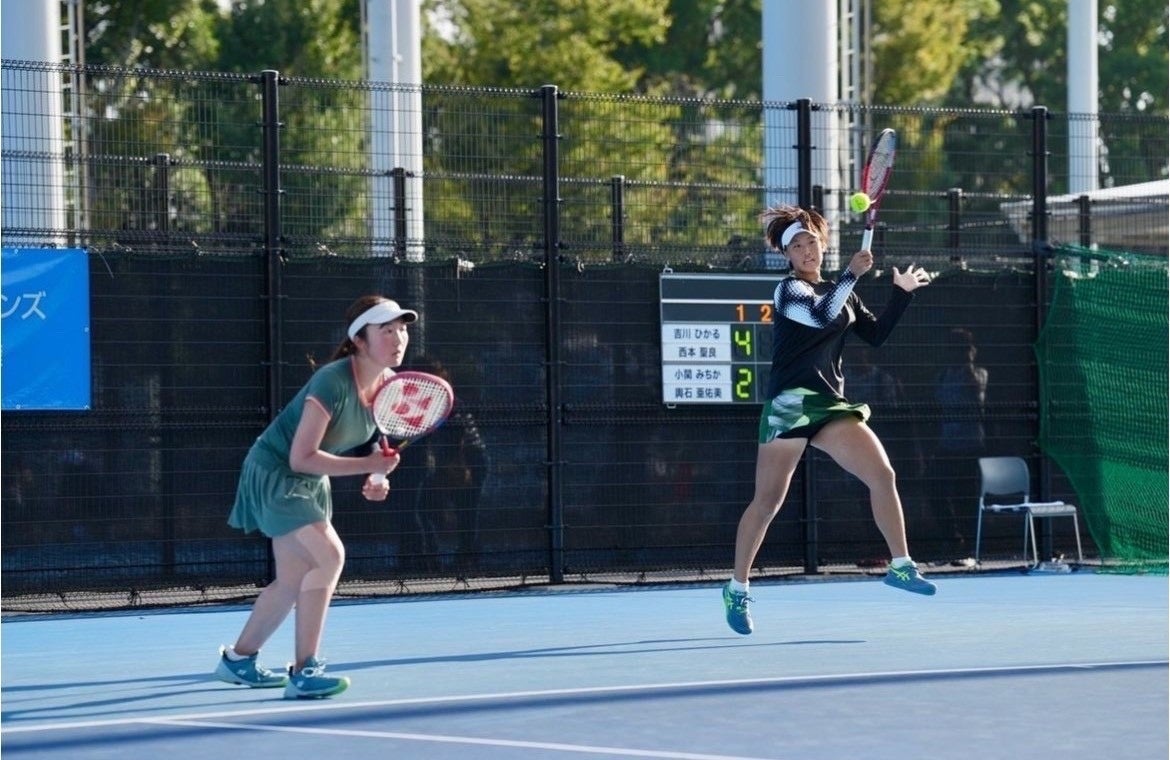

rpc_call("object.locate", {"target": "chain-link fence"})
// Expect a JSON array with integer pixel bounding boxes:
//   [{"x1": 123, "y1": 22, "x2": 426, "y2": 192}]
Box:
[{"x1": 2, "y1": 60, "x2": 1166, "y2": 610}]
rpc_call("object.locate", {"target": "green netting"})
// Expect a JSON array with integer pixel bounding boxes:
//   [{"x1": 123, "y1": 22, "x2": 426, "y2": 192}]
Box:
[{"x1": 1036, "y1": 246, "x2": 1169, "y2": 571}]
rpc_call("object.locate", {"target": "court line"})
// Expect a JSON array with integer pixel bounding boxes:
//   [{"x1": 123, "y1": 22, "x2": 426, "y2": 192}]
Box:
[
  {"x1": 4, "y1": 659, "x2": 1165, "y2": 735},
  {"x1": 146, "y1": 718, "x2": 780, "y2": 760}
]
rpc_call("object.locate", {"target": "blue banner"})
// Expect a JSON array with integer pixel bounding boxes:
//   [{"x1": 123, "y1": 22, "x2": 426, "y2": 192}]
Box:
[{"x1": 1, "y1": 248, "x2": 91, "y2": 410}]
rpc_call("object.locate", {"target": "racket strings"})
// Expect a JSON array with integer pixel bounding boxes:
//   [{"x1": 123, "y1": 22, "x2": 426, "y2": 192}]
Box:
[
  {"x1": 863, "y1": 132, "x2": 897, "y2": 197},
  {"x1": 374, "y1": 380, "x2": 452, "y2": 437},
  {"x1": 864, "y1": 153, "x2": 895, "y2": 196}
]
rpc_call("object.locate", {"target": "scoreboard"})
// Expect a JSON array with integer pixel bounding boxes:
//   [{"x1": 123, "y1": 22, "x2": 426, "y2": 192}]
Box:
[{"x1": 659, "y1": 272, "x2": 778, "y2": 404}]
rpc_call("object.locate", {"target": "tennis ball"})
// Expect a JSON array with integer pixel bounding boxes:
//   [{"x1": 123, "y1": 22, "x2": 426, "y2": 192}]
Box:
[{"x1": 849, "y1": 192, "x2": 872, "y2": 214}]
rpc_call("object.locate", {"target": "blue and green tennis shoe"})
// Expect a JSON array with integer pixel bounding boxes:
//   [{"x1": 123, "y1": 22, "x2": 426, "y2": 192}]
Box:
[
  {"x1": 214, "y1": 646, "x2": 288, "y2": 688},
  {"x1": 284, "y1": 655, "x2": 350, "y2": 699},
  {"x1": 884, "y1": 561, "x2": 937, "y2": 595},
  {"x1": 722, "y1": 582, "x2": 754, "y2": 635}
]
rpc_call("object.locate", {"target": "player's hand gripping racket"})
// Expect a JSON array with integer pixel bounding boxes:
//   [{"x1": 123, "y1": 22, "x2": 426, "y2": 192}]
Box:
[
  {"x1": 859, "y1": 128, "x2": 897, "y2": 251},
  {"x1": 369, "y1": 371, "x2": 455, "y2": 484}
]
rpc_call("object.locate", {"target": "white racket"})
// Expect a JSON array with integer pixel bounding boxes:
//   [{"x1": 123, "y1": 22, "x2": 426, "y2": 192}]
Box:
[
  {"x1": 369, "y1": 371, "x2": 455, "y2": 484},
  {"x1": 860, "y1": 128, "x2": 897, "y2": 251}
]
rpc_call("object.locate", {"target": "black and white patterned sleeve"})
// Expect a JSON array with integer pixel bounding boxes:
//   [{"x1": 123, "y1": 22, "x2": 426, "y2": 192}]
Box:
[{"x1": 774, "y1": 271, "x2": 859, "y2": 328}]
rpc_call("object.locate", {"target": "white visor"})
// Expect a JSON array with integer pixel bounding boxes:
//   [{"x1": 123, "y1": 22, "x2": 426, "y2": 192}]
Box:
[
  {"x1": 779, "y1": 222, "x2": 810, "y2": 249},
  {"x1": 347, "y1": 300, "x2": 418, "y2": 340}
]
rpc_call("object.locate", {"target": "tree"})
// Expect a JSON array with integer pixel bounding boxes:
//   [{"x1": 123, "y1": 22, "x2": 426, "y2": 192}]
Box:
[
  {"x1": 214, "y1": 0, "x2": 363, "y2": 78},
  {"x1": 956, "y1": 0, "x2": 1168, "y2": 115},
  {"x1": 421, "y1": 0, "x2": 669, "y2": 91},
  {"x1": 84, "y1": 0, "x2": 221, "y2": 70},
  {"x1": 612, "y1": 0, "x2": 763, "y2": 100},
  {"x1": 871, "y1": 0, "x2": 998, "y2": 106}
]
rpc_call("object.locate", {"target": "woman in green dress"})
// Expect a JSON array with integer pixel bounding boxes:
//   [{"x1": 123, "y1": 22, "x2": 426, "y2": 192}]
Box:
[{"x1": 213, "y1": 294, "x2": 417, "y2": 698}]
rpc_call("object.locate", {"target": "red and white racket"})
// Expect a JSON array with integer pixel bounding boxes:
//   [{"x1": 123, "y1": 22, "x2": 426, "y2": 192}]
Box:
[
  {"x1": 369, "y1": 371, "x2": 454, "y2": 483},
  {"x1": 860, "y1": 128, "x2": 897, "y2": 251}
]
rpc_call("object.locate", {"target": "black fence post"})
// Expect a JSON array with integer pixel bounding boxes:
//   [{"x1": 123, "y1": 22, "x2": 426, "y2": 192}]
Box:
[
  {"x1": 259, "y1": 70, "x2": 285, "y2": 424},
  {"x1": 154, "y1": 150, "x2": 175, "y2": 577},
  {"x1": 793, "y1": 98, "x2": 818, "y2": 574},
  {"x1": 258, "y1": 70, "x2": 285, "y2": 583},
  {"x1": 947, "y1": 187, "x2": 963, "y2": 249},
  {"x1": 794, "y1": 98, "x2": 813, "y2": 210},
  {"x1": 611, "y1": 175, "x2": 626, "y2": 262},
  {"x1": 1077, "y1": 194, "x2": 1092, "y2": 247},
  {"x1": 392, "y1": 166, "x2": 408, "y2": 259},
  {"x1": 945, "y1": 187, "x2": 964, "y2": 268},
  {"x1": 153, "y1": 153, "x2": 170, "y2": 237},
  {"x1": 540, "y1": 84, "x2": 565, "y2": 583},
  {"x1": 1028, "y1": 105, "x2": 1057, "y2": 557}
]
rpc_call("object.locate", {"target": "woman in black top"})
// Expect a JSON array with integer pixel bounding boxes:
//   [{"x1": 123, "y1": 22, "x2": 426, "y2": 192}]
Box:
[{"x1": 722, "y1": 205, "x2": 935, "y2": 635}]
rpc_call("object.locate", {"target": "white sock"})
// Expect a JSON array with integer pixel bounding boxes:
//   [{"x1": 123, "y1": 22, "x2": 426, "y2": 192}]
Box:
[
  {"x1": 224, "y1": 646, "x2": 251, "y2": 661},
  {"x1": 728, "y1": 578, "x2": 749, "y2": 593},
  {"x1": 890, "y1": 556, "x2": 914, "y2": 568}
]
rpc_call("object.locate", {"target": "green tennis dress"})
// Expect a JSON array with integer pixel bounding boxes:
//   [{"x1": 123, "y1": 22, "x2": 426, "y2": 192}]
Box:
[{"x1": 228, "y1": 358, "x2": 380, "y2": 538}]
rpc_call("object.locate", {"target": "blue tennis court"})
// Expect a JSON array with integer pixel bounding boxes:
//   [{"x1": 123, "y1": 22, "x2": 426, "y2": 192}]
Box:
[{"x1": 3, "y1": 572, "x2": 1166, "y2": 759}]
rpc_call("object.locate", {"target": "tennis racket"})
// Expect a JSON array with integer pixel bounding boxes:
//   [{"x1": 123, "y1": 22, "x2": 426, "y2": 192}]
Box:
[
  {"x1": 859, "y1": 128, "x2": 898, "y2": 251},
  {"x1": 369, "y1": 371, "x2": 455, "y2": 484}
]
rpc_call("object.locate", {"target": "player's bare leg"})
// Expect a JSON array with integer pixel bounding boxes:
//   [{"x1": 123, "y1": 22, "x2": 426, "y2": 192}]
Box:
[
  {"x1": 724, "y1": 438, "x2": 807, "y2": 633},
  {"x1": 811, "y1": 418, "x2": 907, "y2": 556},
  {"x1": 286, "y1": 522, "x2": 345, "y2": 668},
  {"x1": 733, "y1": 438, "x2": 808, "y2": 582},
  {"x1": 813, "y1": 418, "x2": 935, "y2": 595}
]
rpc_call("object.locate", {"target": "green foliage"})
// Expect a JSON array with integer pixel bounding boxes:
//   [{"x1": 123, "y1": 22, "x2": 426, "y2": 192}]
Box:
[
  {"x1": 957, "y1": 0, "x2": 1168, "y2": 115},
  {"x1": 873, "y1": 0, "x2": 996, "y2": 106},
  {"x1": 614, "y1": 0, "x2": 763, "y2": 99},
  {"x1": 72, "y1": 0, "x2": 1166, "y2": 262},
  {"x1": 1097, "y1": 0, "x2": 1168, "y2": 114},
  {"x1": 421, "y1": 0, "x2": 669, "y2": 91},
  {"x1": 213, "y1": 0, "x2": 363, "y2": 78},
  {"x1": 84, "y1": 0, "x2": 222, "y2": 70}
]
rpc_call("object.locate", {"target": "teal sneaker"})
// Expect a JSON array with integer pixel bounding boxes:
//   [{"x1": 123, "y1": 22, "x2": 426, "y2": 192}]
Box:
[
  {"x1": 722, "y1": 583, "x2": 754, "y2": 635},
  {"x1": 214, "y1": 646, "x2": 288, "y2": 688},
  {"x1": 883, "y1": 562, "x2": 937, "y2": 596},
  {"x1": 283, "y1": 656, "x2": 350, "y2": 700}
]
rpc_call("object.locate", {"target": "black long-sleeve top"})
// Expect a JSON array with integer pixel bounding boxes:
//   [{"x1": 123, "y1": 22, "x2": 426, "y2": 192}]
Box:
[{"x1": 765, "y1": 270, "x2": 914, "y2": 400}]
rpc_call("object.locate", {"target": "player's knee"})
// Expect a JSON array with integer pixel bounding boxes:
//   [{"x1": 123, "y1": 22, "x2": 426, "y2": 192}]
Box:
[
  {"x1": 317, "y1": 541, "x2": 345, "y2": 579},
  {"x1": 749, "y1": 496, "x2": 784, "y2": 519},
  {"x1": 862, "y1": 464, "x2": 897, "y2": 494}
]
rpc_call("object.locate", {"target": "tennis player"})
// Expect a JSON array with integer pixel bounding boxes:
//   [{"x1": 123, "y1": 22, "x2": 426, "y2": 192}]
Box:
[
  {"x1": 214, "y1": 294, "x2": 417, "y2": 697},
  {"x1": 723, "y1": 205, "x2": 935, "y2": 636}
]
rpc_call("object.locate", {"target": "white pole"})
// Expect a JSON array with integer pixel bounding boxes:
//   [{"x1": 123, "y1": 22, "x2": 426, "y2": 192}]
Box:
[
  {"x1": 1067, "y1": 0, "x2": 1099, "y2": 194},
  {"x1": 1, "y1": 0, "x2": 67, "y2": 244},
  {"x1": 761, "y1": 0, "x2": 842, "y2": 268},
  {"x1": 366, "y1": 0, "x2": 425, "y2": 261}
]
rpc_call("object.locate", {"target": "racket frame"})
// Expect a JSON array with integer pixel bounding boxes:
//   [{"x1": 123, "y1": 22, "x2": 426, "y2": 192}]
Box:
[
  {"x1": 368, "y1": 370, "x2": 455, "y2": 483},
  {"x1": 859, "y1": 128, "x2": 897, "y2": 251}
]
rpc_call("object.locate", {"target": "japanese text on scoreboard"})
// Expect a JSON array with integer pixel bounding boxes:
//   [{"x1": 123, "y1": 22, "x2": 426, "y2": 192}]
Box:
[{"x1": 659, "y1": 272, "x2": 776, "y2": 405}]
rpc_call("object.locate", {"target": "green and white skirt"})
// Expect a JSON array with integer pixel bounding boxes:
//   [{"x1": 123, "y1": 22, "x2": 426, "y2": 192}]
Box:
[{"x1": 757, "y1": 387, "x2": 870, "y2": 443}]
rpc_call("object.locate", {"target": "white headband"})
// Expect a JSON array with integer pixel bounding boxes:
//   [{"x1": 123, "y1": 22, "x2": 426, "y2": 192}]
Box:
[
  {"x1": 347, "y1": 300, "x2": 418, "y2": 340},
  {"x1": 779, "y1": 222, "x2": 810, "y2": 249}
]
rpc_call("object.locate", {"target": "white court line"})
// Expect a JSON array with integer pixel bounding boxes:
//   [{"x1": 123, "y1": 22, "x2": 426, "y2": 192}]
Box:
[
  {"x1": 3, "y1": 659, "x2": 1165, "y2": 735},
  {"x1": 145, "y1": 718, "x2": 780, "y2": 760}
]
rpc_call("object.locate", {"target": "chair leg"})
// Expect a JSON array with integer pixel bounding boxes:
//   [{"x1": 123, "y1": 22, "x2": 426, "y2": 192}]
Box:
[
  {"x1": 1025, "y1": 513, "x2": 1039, "y2": 569},
  {"x1": 974, "y1": 510, "x2": 984, "y2": 564},
  {"x1": 1071, "y1": 514, "x2": 1084, "y2": 563}
]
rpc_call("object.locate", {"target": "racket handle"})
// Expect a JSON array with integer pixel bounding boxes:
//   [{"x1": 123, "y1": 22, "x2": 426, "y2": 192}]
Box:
[
  {"x1": 861, "y1": 227, "x2": 875, "y2": 252},
  {"x1": 371, "y1": 436, "x2": 395, "y2": 485}
]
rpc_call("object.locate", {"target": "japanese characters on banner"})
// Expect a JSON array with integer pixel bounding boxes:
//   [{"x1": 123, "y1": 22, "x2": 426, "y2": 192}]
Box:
[{"x1": 1, "y1": 248, "x2": 91, "y2": 410}]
